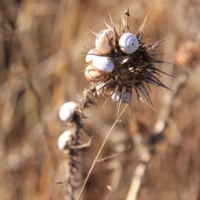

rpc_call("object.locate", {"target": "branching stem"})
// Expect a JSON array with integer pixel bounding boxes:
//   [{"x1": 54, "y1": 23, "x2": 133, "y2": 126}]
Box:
[{"x1": 77, "y1": 104, "x2": 128, "y2": 200}]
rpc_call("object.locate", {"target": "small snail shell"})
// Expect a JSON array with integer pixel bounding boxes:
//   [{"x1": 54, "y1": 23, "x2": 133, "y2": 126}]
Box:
[
  {"x1": 96, "y1": 82, "x2": 114, "y2": 98},
  {"x1": 58, "y1": 130, "x2": 72, "y2": 150},
  {"x1": 59, "y1": 102, "x2": 77, "y2": 121},
  {"x1": 85, "y1": 49, "x2": 100, "y2": 63},
  {"x1": 92, "y1": 56, "x2": 114, "y2": 74},
  {"x1": 85, "y1": 65, "x2": 107, "y2": 82},
  {"x1": 95, "y1": 29, "x2": 114, "y2": 54},
  {"x1": 112, "y1": 90, "x2": 132, "y2": 103},
  {"x1": 119, "y1": 33, "x2": 139, "y2": 54}
]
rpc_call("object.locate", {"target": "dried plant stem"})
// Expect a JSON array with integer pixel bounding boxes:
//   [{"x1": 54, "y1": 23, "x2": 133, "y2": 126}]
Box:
[
  {"x1": 96, "y1": 145, "x2": 131, "y2": 163},
  {"x1": 126, "y1": 135, "x2": 151, "y2": 200},
  {"x1": 126, "y1": 73, "x2": 187, "y2": 200},
  {"x1": 77, "y1": 104, "x2": 128, "y2": 200}
]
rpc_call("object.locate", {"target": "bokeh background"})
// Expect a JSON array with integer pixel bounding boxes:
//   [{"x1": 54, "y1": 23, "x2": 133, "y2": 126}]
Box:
[{"x1": 0, "y1": 0, "x2": 200, "y2": 199}]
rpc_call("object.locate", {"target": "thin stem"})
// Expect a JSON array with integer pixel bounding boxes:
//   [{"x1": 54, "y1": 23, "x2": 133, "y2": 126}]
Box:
[
  {"x1": 77, "y1": 104, "x2": 128, "y2": 200},
  {"x1": 96, "y1": 145, "x2": 131, "y2": 163}
]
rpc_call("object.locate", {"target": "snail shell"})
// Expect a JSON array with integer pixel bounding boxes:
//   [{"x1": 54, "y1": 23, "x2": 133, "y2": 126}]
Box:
[
  {"x1": 95, "y1": 29, "x2": 114, "y2": 54},
  {"x1": 58, "y1": 130, "x2": 72, "y2": 150},
  {"x1": 96, "y1": 81, "x2": 114, "y2": 98},
  {"x1": 112, "y1": 90, "x2": 132, "y2": 103},
  {"x1": 59, "y1": 102, "x2": 77, "y2": 121},
  {"x1": 119, "y1": 33, "x2": 139, "y2": 54},
  {"x1": 85, "y1": 49, "x2": 100, "y2": 63},
  {"x1": 92, "y1": 56, "x2": 114, "y2": 74},
  {"x1": 85, "y1": 65, "x2": 107, "y2": 82}
]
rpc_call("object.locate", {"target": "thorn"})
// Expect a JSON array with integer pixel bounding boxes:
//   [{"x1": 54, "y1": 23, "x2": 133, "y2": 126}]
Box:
[
  {"x1": 147, "y1": 35, "x2": 176, "y2": 51},
  {"x1": 118, "y1": 21, "x2": 121, "y2": 36},
  {"x1": 122, "y1": 12, "x2": 126, "y2": 27},
  {"x1": 108, "y1": 10, "x2": 114, "y2": 26},
  {"x1": 103, "y1": 21, "x2": 113, "y2": 31},
  {"x1": 139, "y1": 97, "x2": 144, "y2": 103},
  {"x1": 102, "y1": 86, "x2": 117, "y2": 108},
  {"x1": 136, "y1": 11, "x2": 150, "y2": 38},
  {"x1": 81, "y1": 45, "x2": 92, "y2": 50},
  {"x1": 87, "y1": 28, "x2": 98, "y2": 36},
  {"x1": 108, "y1": 10, "x2": 119, "y2": 41}
]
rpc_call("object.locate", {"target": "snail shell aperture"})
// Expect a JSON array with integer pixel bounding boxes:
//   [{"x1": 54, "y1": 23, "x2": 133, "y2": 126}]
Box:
[
  {"x1": 59, "y1": 102, "x2": 77, "y2": 121},
  {"x1": 95, "y1": 29, "x2": 114, "y2": 54},
  {"x1": 119, "y1": 32, "x2": 139, "y2": 54},
  {"x1": 58, "y1": 130, "x2": 72, "y2": 150}
]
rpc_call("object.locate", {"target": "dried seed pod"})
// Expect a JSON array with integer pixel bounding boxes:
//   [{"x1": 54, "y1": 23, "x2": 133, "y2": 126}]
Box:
[
  {"x1": 96, "y1": 82, "x2": 114, "y2": 98},
  {"x1": 59, "y1": 102, "x2": 77, "y2": 121},
  {"x1": 95, "y1": 29, "x2": 114, "y2": 54},
  {"x1": 85, "y1": 65, "x2": 107, "y2": 82},
  {"x1": 119, "y1": 32, "x2": 139, "y2": 54},
  {"x1": 92, "y1": 56, "x2": 114, "y2": 74},
  {"x1": 85, "y1": 49, "x2": 100, "y2": 63},
  {"x1": 112, "y1": 90, "x2": 132, "y2": 103},
  {"x1": 58, "y1": 130, "x2": 72, "y2": 150}
]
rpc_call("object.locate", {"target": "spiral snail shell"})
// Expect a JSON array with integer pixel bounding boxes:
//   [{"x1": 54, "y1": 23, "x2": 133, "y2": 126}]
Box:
[
  {"x1": 59, "y1": 102, "x2": 77, "y2": 121},
  {"x1": 85, "y1": 49, "x2": 100, "y2": 63},
  {"x1": 85, "y1": 65, "x2": 107, "y2": 82},
  {"x1": 96, "y1": 81, "x2": 114, "y2": 98},
  {"x1": 95, "y1": 29, "x2": 114, "y2": 54},
  {"x1": 112, "y1": 90, "x2": 132, "y2": 103},
  {"x1": 119, "y1": 33, "x2": 139, "y2": 54},
  {"x1": 92, "y1": 56, "x2": 114, "y2": 74},
  {"x1": 58, "y1": 130, "x2": 72, "y2": 150}
]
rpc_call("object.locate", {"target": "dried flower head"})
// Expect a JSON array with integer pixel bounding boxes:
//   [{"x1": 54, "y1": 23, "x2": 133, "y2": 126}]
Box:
[{"x1": 84, "y1": 9, "x2": 173, "y2": 114}]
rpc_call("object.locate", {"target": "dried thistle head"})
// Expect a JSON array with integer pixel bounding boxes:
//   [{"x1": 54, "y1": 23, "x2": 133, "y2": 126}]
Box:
[{"x1": 84, "y1": 9, "x2": 173, "y2": 114}]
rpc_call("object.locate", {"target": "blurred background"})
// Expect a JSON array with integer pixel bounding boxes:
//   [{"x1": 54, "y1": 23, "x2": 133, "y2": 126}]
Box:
[{"x1": 0, "y1": 0, "x2": 200, "y2": 199}]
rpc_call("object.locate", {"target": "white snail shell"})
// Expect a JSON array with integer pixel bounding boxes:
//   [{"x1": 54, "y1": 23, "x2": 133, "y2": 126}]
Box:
[
  {"x1": 58, "y1": 130, "x2": 72, "y2": 150},
  {"x1": 85, "y1": 49, "x2": 100, "y2": 63},
  {"x1": 96, "y1": 82, "x2": 114, "y2": 98},
  {"x1": 85, "y1": 65, "x2": 107, "y2": 82},
  {"x1": 119, "y1": 33, "x2": 139, "y2": 54},
  {"x1": 59, "y1": 102, "x2": 77, "y2": 121},
  {"x1": 112, "y1": 90, "x2": 132, "y2": 103},
  {"x1": 95, "y1": 29, "x2": 114, "y2": 54},
  {"x1": 92, "y1": 56, "x2": 114, "y2": 74}
]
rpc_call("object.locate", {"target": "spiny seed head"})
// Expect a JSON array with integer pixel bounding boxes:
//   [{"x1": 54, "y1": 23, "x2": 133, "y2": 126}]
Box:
[{"x1": 84, "y1": 10, "x2": 173, "y2": 113}]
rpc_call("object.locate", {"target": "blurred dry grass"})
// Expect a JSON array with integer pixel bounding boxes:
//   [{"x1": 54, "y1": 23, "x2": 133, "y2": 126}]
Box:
[{"x1": 0, "y1": 0, "x2": 200, "y2": 199}]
